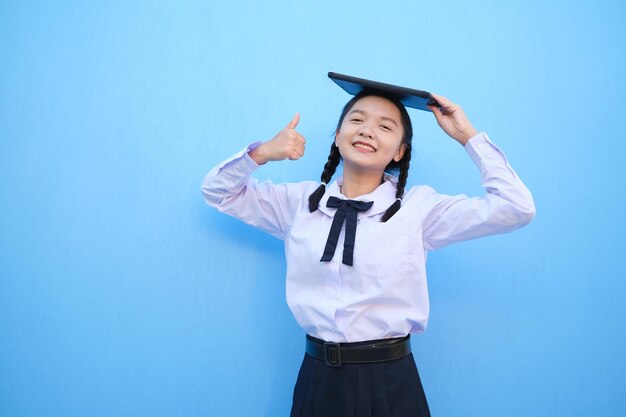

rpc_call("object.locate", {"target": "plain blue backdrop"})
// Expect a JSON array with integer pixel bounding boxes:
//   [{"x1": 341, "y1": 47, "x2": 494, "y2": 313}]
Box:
[{"x1": 1, "y1": 1, "x2": 625, "y2": 416}]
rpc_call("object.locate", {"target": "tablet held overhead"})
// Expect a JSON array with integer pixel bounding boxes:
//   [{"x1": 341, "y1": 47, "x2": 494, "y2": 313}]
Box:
[{"x1": 328, "y1": 72, "x2": 440, "y2": 112}]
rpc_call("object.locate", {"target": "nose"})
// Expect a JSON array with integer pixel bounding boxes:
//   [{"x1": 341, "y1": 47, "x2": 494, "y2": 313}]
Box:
[{"x1": 358, "y1": 125, "x2": 374, "y2": 139}]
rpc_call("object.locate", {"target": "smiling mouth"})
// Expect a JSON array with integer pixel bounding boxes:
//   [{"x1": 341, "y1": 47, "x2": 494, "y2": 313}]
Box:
[{"x1": 353, "y1": 142, "x2": 376, "y2": 152}]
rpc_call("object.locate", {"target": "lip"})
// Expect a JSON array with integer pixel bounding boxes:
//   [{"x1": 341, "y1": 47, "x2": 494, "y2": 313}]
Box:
[{"x1": 352, "y1": 141, "x2": 376, "y2": 153}]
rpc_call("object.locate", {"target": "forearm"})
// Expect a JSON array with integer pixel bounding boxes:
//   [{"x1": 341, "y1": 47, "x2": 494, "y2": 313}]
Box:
[{"x1": 465, "y1": 133, "x2": 536, "y2": 218}]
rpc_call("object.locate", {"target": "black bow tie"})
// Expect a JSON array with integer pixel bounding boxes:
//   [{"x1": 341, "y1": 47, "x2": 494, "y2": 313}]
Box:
[{"x1": 320, "y1": 196, "x2": 374, "y2": 266}]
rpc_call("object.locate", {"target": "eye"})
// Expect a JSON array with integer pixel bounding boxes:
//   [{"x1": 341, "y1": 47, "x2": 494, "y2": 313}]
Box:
[
  {"x1": 380, "y1": 124, "x2": 392, "y2": 131},
  {"x1": 350, "y1": 118, "x2": 363, "y2": 123}
]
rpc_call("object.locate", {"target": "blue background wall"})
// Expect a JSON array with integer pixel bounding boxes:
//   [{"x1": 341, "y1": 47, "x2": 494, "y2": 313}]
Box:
[{"x1": 1, "y1": 1, "x2": 625, "y2": 416}]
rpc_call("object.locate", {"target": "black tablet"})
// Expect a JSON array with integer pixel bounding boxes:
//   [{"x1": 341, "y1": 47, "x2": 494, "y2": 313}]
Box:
[{"x1": 328, "y1": 72, "x2": 439, "y2": 112}]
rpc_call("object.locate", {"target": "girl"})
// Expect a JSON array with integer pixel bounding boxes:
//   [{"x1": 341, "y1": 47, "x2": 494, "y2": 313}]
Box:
[{"x1": 201, "y1": 79, "x2": 535, "y2": 417}]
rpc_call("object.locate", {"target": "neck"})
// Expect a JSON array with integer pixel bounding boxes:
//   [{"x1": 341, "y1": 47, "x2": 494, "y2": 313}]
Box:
[{"x1": 340, "y1": 168, "x2": 384, "y2": 198}]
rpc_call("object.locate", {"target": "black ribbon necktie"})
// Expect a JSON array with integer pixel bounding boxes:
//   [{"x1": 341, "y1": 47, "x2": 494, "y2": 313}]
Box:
[{"x1": 320, "y1": 196, "x2": 374, "y2": 266}]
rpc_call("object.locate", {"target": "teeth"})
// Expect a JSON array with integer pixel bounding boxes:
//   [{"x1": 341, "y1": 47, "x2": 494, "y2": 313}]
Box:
[{"x1": 353, "y1": 143, "x2": 375, "y2": 152}]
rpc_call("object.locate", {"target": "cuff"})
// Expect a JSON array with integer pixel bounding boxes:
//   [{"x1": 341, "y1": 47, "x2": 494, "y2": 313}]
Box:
[
  {"x1": 218, "y1": 141, "x2": 264, "y2": 174},
  {"x1": 464, "y1": 132, "x2": 519, "y2": 179}
]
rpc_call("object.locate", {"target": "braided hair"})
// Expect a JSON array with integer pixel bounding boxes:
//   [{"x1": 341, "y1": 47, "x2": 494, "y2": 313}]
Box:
[
  {"x1": 308, "y1": 90, "x2": 413, "y2": 222},
  {"x1": 307, "y1": 142, "x2": 341, "y2": 212}
]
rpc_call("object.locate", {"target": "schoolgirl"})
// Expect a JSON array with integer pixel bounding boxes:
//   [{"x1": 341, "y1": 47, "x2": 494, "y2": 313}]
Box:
[{"x1": 201, "y1": 73, "x2": 535, "y2": 417}]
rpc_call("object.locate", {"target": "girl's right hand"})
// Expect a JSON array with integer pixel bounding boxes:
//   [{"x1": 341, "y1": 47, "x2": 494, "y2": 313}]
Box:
[{"x1": 249, "y1": 113, "x2": 306, "y2": 165}]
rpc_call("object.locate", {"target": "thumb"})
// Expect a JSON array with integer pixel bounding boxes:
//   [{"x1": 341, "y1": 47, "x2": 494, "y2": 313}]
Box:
[
  {"x1": 428, "y1": 104, "x2": 444, "y2": 122},
  {"x1": 286, "y1": 112, "x2": 300, "y2": 129}
]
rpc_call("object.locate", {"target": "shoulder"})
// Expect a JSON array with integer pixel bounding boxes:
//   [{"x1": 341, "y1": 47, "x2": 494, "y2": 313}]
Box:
[
  {"x1": 284, "y1": 180, "x2": 321, "y2": 194},
  {"x1": 272, "y1": 180, "x2": 321, "y2": 207},
  {"x1": 403, "y1": 184, "x2": 439, "y2": 201},
  {"x1": 255, "y1": 179, "x2": 319, "y2": 192},
  {"x1": 400, "y1": 184, "x2": 446, "y2": 214}
]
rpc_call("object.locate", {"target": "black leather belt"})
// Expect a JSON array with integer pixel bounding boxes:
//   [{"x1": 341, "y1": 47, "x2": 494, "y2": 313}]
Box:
[{"x1": 305, "y1": 334, "x2": 411, "y2": 368}]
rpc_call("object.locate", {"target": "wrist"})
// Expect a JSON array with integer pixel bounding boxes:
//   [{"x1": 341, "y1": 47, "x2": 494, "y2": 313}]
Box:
[
  {"x1": 457, "y1": 127, "x2": 478, "y2": 146},
  {"x1": 248, "y1": 144, "x2": 269, "y2": 165}
]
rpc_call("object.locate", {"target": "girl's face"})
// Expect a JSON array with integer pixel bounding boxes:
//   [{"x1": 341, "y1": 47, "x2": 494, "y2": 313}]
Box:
[{"x1": 335, "y1": 95, "x2": 406, "y2": 174}]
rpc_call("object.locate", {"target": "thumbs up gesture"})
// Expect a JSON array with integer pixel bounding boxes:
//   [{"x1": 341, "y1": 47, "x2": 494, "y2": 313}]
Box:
[{"x1": 249, "y1": 113, "x2": 307, "y2": 165}]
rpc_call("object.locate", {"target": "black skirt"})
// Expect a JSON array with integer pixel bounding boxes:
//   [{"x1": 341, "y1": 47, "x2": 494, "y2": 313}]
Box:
[{"x1": 290, "y1": 348, "x2": 431, "y2": 417}]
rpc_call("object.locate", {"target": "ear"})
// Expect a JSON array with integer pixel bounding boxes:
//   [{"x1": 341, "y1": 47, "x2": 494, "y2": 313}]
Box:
[
  {"x1": 334, "y1": 129, "x2": 340, "y2": 147},
  {"x1": 393, "y1": 143, "x2": 407, "y2": 162}
]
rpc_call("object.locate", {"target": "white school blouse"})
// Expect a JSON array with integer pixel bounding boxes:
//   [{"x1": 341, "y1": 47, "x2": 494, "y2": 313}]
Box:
[{"x1": 201, "y1": 132, "x2": 535, "y2": 343}]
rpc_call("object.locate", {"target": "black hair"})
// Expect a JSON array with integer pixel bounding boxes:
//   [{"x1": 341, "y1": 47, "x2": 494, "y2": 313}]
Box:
[{"x1": 308, "y1": 89, "x2": 413, "y2": 221}]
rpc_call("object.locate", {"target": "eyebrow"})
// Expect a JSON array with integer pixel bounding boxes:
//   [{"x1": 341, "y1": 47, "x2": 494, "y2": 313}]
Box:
[{"x1": 349, "y1": 109, "x2": 399, "y2": 127}]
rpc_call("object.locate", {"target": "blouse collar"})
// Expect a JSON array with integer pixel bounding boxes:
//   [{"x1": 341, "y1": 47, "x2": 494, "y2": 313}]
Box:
[{"x1": 318, "y1": 175, "x2": 398, "y2": 218}]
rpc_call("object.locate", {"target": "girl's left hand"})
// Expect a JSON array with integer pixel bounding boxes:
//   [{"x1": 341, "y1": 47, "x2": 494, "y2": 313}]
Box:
[{"x1": 428, "y1": 93, "x2": 478, "y2": 146}]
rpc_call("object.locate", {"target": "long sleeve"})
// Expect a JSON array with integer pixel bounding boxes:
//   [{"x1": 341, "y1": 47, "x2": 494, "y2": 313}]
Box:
[
  {"x1": 200, "y1": 142, "x2": 310, "y2": 240},
  {"x1": 420, "y1": 132, "x2": 536, "y2": 251}
]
